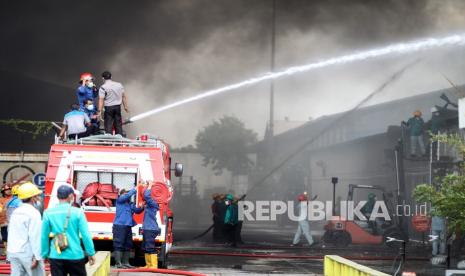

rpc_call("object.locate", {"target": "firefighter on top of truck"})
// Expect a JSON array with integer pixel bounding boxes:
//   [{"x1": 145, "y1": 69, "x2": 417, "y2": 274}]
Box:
[
  {"x1": 98, "y1": 71, "x2": 128, "y2": 136},
  {"x1": 59, "y1": 104, "x2": 92, "y2": 140},
  {"x1": 113, "y1": 188, "x2": 144, "y2": 269},
  {"x1": 76, "y1": 73, "x2": 97, "y2": 110},
  {"x1": 141, "y1": 182, "x2": 160, "y2": 269}
]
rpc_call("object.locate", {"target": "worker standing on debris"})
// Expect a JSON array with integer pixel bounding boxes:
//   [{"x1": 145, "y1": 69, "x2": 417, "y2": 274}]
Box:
[
  {"x1": 113, "y1": 188, "x2": 144, "y2": 268},
  {"x1": 223, "y1": 194, "x2": 238, "y2": 247},
  {"x1": 0, "y1": 185, "x2": 12, "y2": 256},
  {"x1": 291, "y1": 193, "x2": 314, "y2": 247},
  {"x1": 98, "y1": 71, "x2": 129, "y2": 136},
  {"x1": 141, "y1": 182, "x2": 160, "y2": 268},
  {"x1": 430, "y1": 107, "x2": 444, "y2": 160},
  {"x1": 7, "y1": 182, "x2": 44, "y2": 276},
  {"x1": 59, "y1": 104, "x2": 92, "y2": 140},
  {"x1": 76, "y1": 73, "x2": 97, "y2": 110},
  {"x1": 41, "y1": 185, "x2": 95, "y2": 276},
  {"x1": 430, "y1": 107, "x2": 443, "y2": 135},
  {"x1": 402, "y1": 110, "x2": 426, "y2": 157}
]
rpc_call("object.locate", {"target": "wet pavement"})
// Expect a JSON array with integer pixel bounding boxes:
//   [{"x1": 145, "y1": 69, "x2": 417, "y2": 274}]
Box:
[
  {"x1": 111, "y1": 223, "x2": 453, "y2": 275},
  {"x1": 0, "y1": 223, "x2": 454, "y2": 275}
]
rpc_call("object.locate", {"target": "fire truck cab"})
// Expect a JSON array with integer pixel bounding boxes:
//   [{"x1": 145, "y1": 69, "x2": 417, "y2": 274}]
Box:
[{"x1": 44, "y1": 134, "x2": 182, "y2": 268}]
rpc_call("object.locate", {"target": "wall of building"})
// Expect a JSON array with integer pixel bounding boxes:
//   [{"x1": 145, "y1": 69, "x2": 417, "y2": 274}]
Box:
[{"x1": 0, "y1": 153, "x2": 48, "y2": 186}]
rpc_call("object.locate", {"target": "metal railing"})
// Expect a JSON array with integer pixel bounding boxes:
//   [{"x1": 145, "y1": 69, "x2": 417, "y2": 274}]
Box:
[{"x1": 55, "y1": 134, "x2": 166, "y2": 150}]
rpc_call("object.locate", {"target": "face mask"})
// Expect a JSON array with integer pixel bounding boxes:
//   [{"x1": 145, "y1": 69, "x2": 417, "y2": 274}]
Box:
[
  {"x1": 86, "y1": 104, "x2": 94, "y2": 111},
  {"x1": 225, "y1": 201, "x2": 230, "y2": 205},
  {"x1": 86, "y1": 82, "x2": 94, "y2": 88}
]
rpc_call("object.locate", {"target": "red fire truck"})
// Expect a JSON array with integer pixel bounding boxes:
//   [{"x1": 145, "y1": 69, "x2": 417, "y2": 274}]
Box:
[{"x1": 43, "y1": 134, "x2": 182, "y2": 268}]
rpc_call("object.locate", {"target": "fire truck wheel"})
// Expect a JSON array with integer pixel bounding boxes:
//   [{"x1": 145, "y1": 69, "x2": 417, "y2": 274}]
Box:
[
  {"x1": 333, "y1": 230, "x2": 351, "y2": 247},
  {"x1": 322, "y1": 230, "x2": 334, "y2": 244}
]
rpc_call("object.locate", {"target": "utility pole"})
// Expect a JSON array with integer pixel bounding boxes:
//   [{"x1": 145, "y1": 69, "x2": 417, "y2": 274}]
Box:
[{"x1": 269, "y1": 0, "x2": 276, "y2": 137}]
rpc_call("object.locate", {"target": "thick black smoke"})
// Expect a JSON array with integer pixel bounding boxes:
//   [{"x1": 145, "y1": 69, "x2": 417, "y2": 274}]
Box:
[{"x1": 1, "y1": 0, "x2": 465, "y2": 148}]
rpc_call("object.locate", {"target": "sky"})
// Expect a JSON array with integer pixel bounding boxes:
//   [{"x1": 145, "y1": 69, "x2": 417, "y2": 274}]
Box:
[{"x1": 2, "y1": 0, "x2": 465, "y2": 147}]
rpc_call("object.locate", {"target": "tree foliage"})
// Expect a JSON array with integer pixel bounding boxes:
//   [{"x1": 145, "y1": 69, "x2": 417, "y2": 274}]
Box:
[
  {"x1": 0, "y1": 119, "x2": 53, "y2": 139},
  {"x1": 413, "y1": 133, "x2": 465, "y2": 230},
  {"x1": 195, "y1": 116, "x2": 258, "y2": 175}
]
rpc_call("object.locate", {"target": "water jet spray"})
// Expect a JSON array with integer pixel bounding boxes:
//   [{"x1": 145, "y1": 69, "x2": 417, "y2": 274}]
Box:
[{"x1": 127, "y1": 33, "x2": 465, "y2": 123}]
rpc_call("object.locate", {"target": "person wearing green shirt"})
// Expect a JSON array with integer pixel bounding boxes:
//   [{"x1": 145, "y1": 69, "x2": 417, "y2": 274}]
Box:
[
  {"x1": 403, "y1": 110, "x2": 426, "y2": 157},
  {"x1": 41, "y1": 185, "x2": 95, "y2": 276},
  {"x1": 223, "y1": 194, "x2": 238, "y2": 247}
]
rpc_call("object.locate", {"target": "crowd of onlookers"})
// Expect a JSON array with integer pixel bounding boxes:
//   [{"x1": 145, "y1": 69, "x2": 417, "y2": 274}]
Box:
[{"x1": 0, "y1": 180, "x2": 163, "y2": 275}]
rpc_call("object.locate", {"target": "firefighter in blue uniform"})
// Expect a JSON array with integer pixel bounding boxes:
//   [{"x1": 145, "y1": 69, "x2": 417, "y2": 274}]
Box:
[
  {"x1": 142, "y1": 182, "x2": 160, "y2": 268},
  {"x1": 112, "y1": 188, "x2": 144, "y2": 268}
]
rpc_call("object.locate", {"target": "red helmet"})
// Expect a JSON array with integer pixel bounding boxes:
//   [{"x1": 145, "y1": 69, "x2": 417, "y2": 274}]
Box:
[
  {"x1": 79, "y1": 72, "x2": 94, "y2": 82},
  {"x1": 297, "y1": 194, "x2": 308, "y2": 201}
]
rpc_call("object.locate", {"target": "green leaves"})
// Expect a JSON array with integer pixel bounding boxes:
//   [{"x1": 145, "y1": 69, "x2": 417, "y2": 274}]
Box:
[
  {"x1": 0, "y1": 119, "x2": 53, "y2": 139},
  {"x1": 195, "y1": 116, "x2": 258, "y2": 175},
  {"x1": 413, "y1": 133, "x2": 465, "y2": 230}
]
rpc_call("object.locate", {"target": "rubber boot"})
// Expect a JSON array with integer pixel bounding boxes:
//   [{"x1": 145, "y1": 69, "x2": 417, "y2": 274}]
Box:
[
  {"x1": 142, "y1": 253, "x2": 151, "y2": 268},
  {"x1": 113, "y1": 251, "x2": 124, "y2": 268},
  {"x1": 121, "y1": 251, "x2": 134, "y2": 268},
  {"x1": 149, "y1": 254, "x2": 158, "y2": 269}
]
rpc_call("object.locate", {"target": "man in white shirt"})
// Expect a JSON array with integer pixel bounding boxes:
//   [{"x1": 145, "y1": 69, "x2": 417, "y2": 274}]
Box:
[
  {"x1": 7, "y1": 182, "x2": 44, "y2": 276},
  {"x1": 291, "y1": 193, "x2": 314, "y2": 247},
  {"x1": 98, "y1": 71, "x2": 129, "y2": 135}
]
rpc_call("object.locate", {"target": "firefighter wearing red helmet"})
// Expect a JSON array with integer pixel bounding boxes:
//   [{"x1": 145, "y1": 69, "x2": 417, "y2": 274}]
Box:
[
  {"x1": 291, "y1": 192, "x2": 314, "y2": 247},
  {"x1": 76, "y1": 72, "x2": 98, "y2": 110}
]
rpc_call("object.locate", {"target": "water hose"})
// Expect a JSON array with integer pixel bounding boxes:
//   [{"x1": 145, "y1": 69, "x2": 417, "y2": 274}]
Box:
[
  {"x1": 113, "y1": 268, "x2": 207, "y2": 275},
  {"x1": 170, "y1": 250, "x2": 429, "y2": 261}
]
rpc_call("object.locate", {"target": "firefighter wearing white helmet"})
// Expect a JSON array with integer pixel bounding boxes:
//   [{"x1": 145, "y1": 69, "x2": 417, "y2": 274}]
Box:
[
  {"x1": 7, "y1": 182, "x2": 44, "y2": 276},
  {"x1": 76, "y1": 72, "x2": 97, "y2": 110}
]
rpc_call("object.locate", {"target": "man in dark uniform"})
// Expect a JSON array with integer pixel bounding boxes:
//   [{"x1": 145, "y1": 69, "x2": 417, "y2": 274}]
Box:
[
  {"x1": 112, "y1": 188, "x2": 144, "y2": 268},
  {"x1": 142, "y1": 182, "x2": 160, "y2": 268}
]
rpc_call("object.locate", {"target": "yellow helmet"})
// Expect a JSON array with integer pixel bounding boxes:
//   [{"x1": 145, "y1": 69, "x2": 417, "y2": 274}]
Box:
[
  {"x1": 17, "y1": 182, "x2": 42, "y2": 200},
  {"x1": 11, "y1": 185, "x2": 20, "y2": 196}
]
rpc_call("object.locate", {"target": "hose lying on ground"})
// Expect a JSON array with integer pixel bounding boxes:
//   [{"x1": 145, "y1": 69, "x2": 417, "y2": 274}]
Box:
[{"x1": 113, "y1": 268, "x2": 207, "y2": 276}]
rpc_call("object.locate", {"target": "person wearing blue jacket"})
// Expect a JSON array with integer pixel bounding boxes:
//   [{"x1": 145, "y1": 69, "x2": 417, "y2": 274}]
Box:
[
  {"x1": 6, "y1": 185, "x2": 22, "y2": 223},
  {"x1": 76, "y1": 73, "x2": 98, "y2": 110},
  {"x1": 142, "y1": 182, "x2": 160, "y2": 268},
  {"x1": 113, "y1": 188, "x2": 144, "y2": 268}
]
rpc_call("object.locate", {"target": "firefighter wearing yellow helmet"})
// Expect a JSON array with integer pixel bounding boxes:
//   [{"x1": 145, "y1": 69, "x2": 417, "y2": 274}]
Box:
[
  {"x1": 7, "y1": 182, "x2": 44, "y2": 275},
  {"x1": 16, "y1": 182, "x2": 42, "y2": 200},
  {"x1": 6, "y1": 184, "x2": 22, "y2": 224}
]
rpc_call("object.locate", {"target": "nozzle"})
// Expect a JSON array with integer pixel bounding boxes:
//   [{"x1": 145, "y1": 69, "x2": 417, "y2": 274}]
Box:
[{"x1": 123, "y1": 118, "x2": 133, "y2": 125}]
